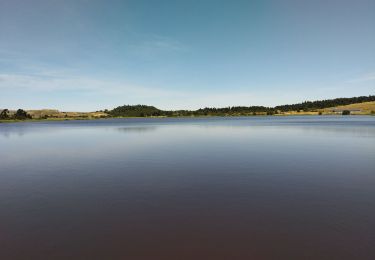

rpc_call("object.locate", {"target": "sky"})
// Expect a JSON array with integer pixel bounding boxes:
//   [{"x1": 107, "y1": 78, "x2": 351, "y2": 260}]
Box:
[{"x1": 0, "y1": 0, "x2": 374, "y2": 111}]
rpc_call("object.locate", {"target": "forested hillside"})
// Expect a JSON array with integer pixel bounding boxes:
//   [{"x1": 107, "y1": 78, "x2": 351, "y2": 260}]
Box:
[
  {"x1": 108, "y1": 95, "x2": 375, "y2": 117},
  {"x1": 274, "y1": 95, "x2": 375, "y2": 112}
]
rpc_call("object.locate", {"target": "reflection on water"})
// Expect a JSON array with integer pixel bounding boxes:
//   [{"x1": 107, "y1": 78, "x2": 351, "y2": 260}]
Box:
[
  {"x1": 116, "y1": 126, "x2": 157, "y2": 133},
  {"x1": 0, "y1": 116, "x2": 374, "y2": 260}
]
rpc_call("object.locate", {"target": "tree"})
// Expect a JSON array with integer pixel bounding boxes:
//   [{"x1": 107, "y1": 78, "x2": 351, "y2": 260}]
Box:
[
  {"x1": 14, "y1": 109, "x2": 32, "y2": 120},
  {"x1": 0, "y1": 109, "x2": 10, "y2": 119},
  {"x1": 342, "y1": 110, "x2": 350, "y2": 115}
]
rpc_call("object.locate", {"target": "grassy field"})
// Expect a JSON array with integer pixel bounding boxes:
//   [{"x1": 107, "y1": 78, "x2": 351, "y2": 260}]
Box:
[
  {"x1": 279, "y1": 101, "x2": 375, "y2": 115},
  {"x1": 331, "y1": 101, "x2": 375, "y2": 110},
  {"x1": 0, "y1": 110, "x2": 109, "y2": 123},
  {"x1": 322, "y1": 101, "x2": 375, "y2": 114},
  {"x1": 27, "y1": 109, "x2": 108, "y2": 119}
]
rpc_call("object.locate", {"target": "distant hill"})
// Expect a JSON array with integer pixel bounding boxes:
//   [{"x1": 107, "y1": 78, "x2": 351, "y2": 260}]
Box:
[
  {"x1": 108, "y1": 95, "x2": 375, "y2": 117},
  {"x1": 1, "y1": 95, "x2": 375, "y2": 121},
  {"x1": 109, "y1": 105, "x2": 162, "y2": 117},
  {"x1": 274, "y1": 95, "x2": 375, "y2": 112}
]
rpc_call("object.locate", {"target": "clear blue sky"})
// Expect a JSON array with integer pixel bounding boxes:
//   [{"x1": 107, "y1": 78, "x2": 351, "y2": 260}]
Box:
[{"x1": 0, "y1": 0, "x2": 374, "y2": 111}]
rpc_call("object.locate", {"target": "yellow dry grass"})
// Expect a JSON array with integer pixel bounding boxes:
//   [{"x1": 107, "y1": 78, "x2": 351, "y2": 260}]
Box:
[
  {"x1": 27, "y1": 109, "x2": 109, "y2": 119},
  {"x1": 322, "y1": 101, "x2": 375, "y2": 114},
  {"x1": 330, "y1": 101, "x2": 375, "y2": 111}
]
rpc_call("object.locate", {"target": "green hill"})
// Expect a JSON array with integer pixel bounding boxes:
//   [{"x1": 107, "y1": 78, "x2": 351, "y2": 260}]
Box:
[{"x1": 109, "y1": 105, "x2": 162, "y2": 117}]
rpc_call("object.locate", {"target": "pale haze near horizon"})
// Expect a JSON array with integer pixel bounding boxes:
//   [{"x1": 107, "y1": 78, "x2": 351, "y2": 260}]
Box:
[{"x1": 0, "y1": 0, "x2": 374, "y2": 111}]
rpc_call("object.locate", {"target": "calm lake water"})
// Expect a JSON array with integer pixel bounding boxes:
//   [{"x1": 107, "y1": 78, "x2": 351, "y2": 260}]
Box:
[{"x1": 0, "y1": 116, "x2": 374, "y2": 259}]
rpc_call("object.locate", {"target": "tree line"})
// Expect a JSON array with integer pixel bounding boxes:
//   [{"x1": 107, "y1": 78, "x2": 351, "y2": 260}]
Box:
[
  {"x1": 274, "y1": 95, "x2": 375, "y2": 112},
  {"x1": 107, "y1": 95, "x2": 375, "y2": 117},
  {"x1": 107, "y1": 105, "x2": 277, "y2": 117},
  {"x1": 0, "y1": 109, "x2": 32, "y2": 120}
]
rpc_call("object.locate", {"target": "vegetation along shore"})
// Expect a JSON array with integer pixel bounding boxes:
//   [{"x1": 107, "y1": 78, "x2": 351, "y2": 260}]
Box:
[{"x1": 1, "y1": 95, "x2": 375, "y2": 123}]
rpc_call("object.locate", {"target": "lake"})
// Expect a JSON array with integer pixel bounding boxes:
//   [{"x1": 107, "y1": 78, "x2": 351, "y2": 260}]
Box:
[{"x1": 0, "y1": 116, "x2": 374, "y2": 259}]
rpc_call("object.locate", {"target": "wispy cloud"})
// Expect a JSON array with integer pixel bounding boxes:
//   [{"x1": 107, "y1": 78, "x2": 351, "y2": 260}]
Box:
[
  {"x1": 128, "y1": 34, "x2": 188, "y2": 58},
  {"x1": 0, "y1": 71, "x2": 186, "y2": 111},
  {"x1": 0, "y1": 70, "x2": 274, "y2": 110},
  {"x1": 2, "y1": 65, "x2": 373, "y2": 111},
  {"x1": 346, "y1": 72, "x2": 375, "y2": 83},
  {"x1": 0, "y1": 72, "x2": 183, "y2": 98}
]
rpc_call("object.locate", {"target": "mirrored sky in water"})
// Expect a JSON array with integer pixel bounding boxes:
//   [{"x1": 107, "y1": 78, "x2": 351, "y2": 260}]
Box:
[{"x1": 0, "y1": 116, "x2": 374, "y2": 259}]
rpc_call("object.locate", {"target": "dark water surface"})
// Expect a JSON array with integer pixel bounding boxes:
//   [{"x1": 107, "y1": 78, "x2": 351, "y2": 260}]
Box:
[{"x1": 1, "y1": 116, "x2": 374, "y2": 260}]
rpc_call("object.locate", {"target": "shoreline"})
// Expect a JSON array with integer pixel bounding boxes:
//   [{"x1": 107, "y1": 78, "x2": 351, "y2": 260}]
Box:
[{"x1": 1, "y1": 114, "x2": 373, "y2": 124}]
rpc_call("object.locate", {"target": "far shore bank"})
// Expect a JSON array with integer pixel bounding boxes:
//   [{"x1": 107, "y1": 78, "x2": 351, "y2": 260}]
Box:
[
  {"x1": 1, "y1": 113, "x2": 374, "y2": 124},
  {"x1": 2, "y1": 96, "x2": 374, "y2": 123}
]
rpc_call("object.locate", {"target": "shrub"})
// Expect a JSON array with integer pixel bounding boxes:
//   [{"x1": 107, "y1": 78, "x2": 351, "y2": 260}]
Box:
[
  {"x1": 0, "y1": 109, "x2": 10, "y2": 119},
  {"x1": 14, "y1": 109, "x2": 32, "y2": 120}
]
